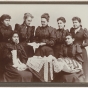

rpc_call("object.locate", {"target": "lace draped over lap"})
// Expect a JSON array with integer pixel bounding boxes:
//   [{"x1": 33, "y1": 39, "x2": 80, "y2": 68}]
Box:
[{"x1": 27, "y1": 56, "x2": 54, "y2": 82}]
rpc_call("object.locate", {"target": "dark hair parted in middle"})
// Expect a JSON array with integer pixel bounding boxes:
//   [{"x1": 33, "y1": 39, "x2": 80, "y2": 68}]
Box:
[
  {"x1": 57, "y1": 17, "x2": 66, "y2": 23},
  {"x1": 72, "y1": 17, "x2": 81, "y2": 23},
  {"x1": 41, "y1": 13, "x2": 50, "y2": 22},
  {"x1": 0, "y1": 14, "x2": 11, "y2": 22},
  {"x1": 11, "y1": 31, "x2": 19, "y2": 37}
]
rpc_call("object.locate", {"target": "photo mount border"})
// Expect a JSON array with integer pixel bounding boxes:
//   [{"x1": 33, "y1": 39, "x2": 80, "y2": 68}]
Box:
[{"x1": 0, "y1": 1, "x2": 88, "y2": 87}]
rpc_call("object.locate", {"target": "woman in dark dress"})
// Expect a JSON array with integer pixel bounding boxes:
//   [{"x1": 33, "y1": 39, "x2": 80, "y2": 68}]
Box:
[
  {"x1": 35, "y1": 13, "x2": 56, "y2": 57},
  {"x1": 1, "y1": 32, "x2": 33, "y2": 82},
  {"x1": 56, "y1": 33, "x2": 84, "y2": 82},
  {"x1": 53, "y1": 17, "x2": 70, "y2": 82},
  {"x1": 70, "y1": 17, "x2": 88, "y2": 82},
  {"x1": 14, "y1": 13, "x2": 34, "y2": 59},
  {"x1": 54, "y1": 17, "x2": 69, "y2": 58},
  {"x1": 0, "y1": 14, "x2": 13, "y2": 77}
]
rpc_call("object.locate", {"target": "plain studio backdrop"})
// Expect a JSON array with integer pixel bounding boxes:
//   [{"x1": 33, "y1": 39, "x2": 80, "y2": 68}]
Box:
[{"x1": 0, "y1": 4, "x2": 88, "y2": 54}]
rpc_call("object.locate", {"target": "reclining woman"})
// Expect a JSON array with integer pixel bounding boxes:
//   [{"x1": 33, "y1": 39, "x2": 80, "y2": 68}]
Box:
[
  {"x1": 53, "y1": 33, "x2": 84, "y2": 82},
  {"x1": 1, "y1": 32, "x2": 33, "y2": 82}
]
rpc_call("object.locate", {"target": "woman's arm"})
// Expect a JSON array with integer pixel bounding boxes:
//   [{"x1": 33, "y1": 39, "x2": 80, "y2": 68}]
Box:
[
  {"x1": 45, "y1": 27, "x2": 56, "y2": 46},
  {"x1": 81, "y1": 28, "x2": 88, "y2": 47}
]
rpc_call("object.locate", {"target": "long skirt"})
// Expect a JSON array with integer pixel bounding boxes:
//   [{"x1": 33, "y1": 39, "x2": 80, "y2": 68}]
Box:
[
  {"x1": 53, "y1": 44, "x2": 62, "y2": 58},
  {"x1": 53, "y1": 71, "x2": 84, "y2": 82},
  {"x1": 35, "y1": 45, "x2": 54, "y2": 57},
  {"x1": 21, "y1": 42, "x2": 34, "y2": 63},
  {"x1": 23, "y1": 44, "x2": 34, "y2": 58},
  {"x1": 1, "y1": 64, "x2": 33, "y2": 82},
  {"x1": 53, "y1": 58, "x2": 84, "y2": 82}
]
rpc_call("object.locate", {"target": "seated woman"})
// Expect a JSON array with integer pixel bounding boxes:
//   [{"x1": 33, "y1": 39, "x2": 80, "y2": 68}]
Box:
[
  {"x1": 53, "y1": 33, "x2": 84, "y2": 82},
  {"x1": 34, "y1": 13, "x2": 56, "y2": 57},
  {"x1": 6, "y1": 31, "x2": 34, "y2": 64},
  {"x1": 0, "y1": 32, "x2": 33, "y2": 82}
]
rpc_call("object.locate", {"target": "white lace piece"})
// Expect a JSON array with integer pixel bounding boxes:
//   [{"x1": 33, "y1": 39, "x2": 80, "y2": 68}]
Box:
[
  {"x1": 44, "y1": 59, "x2": 48, "y2": 82},
  {"x1": 62, "y1": 57, "x2": 82, "y2": 73},
  {"x1": 26, "y1": 56, "x2": 54, "y2": 82},
  {"x1": 26, "y1": 57, "x2": 44, "y2": 72},
  {"x1": 53, "y1": 59, "x2": 64, "y2": 73},
  {"x1": 50, "y1": 60, "x2": 53, "y2": 80}
]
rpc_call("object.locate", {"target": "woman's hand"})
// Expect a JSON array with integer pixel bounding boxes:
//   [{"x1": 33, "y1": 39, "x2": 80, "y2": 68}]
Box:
[{"x1": 17, "y1": 63, "x2": 27, "y2": 71}]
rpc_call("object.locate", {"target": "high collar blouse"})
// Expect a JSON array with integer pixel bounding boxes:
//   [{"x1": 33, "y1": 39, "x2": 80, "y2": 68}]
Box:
[
  {"x1": 59, "y1": 44, "x2": 83, "y2": 63},
  {"x1": 35, "y1": 25, "x2": 56, "y2": 46},
  {"x1": 55, "y1": 29, "x2": 69, "y2": 45}
]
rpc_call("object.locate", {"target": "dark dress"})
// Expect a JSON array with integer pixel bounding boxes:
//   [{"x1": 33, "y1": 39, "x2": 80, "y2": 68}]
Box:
[
  {"x1": 54, "y1": 29, "x2": 69, "y2": 58},
  {"x1": 6, "y1": 42, "x2": 34, "y2": 64},
  {"x1": 14, "y1": 23, "x2": 35, "y2": 43},
  {"x1": 35, "y1": 25, "x2": 56, "y2": 57},
  {"x1": 55, "y1": 44, "x2": 84, "y2": 82},
  {"x1": 14, "y1": 23, "x2": 35, "y2": 58},
  {"x1": 0, "y1": 24, "x2": 13, "y2": 77},
  {"x1": 70, "y1": 27, "x2": 88, "y2": 81},
  {"x1": 0, "y1": 43, "x2": 33, "y2": 82},
  {"x1": 0, "y1": 24, "x2": 13, "y2": 43}
]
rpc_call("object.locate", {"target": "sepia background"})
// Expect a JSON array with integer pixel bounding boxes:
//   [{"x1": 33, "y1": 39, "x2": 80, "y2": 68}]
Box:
[
  {"x1": 0, "y1": 4, "x2": 88, "y2": 53},
  {"x1": 0, "y1": 4, "x2": 87, "y2": 30}
]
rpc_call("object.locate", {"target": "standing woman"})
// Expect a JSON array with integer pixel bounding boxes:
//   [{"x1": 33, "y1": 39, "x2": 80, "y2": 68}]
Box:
[
  {"x1": 0, "y1": 14, "x2": 13, "y2": 77},
  {"x1": 14, "y1": 13, "x2": 35, "y2": 43},
  {"x1": 14, "y1": 13, "x2": 35, "y2": 58},
  {"x1": 70, "y1": 17, "x2": 88, "y2": 82},
  {"x1": 35, "y1": 13, "x2": 56, "y2": 57},
  {"x1": 0, "y1": 14, "x2": 13, "y2": 42},
  {"x1": 54, "y1": 17, "x2": 69, "y2": 58}
]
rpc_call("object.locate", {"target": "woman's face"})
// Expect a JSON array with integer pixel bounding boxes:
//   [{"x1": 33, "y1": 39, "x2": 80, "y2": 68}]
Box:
[
  {"x1": 12, "y1": 33, "x2": 19, "y2": 44},
  {"x1": 3, "y1": 18, "x2": 10, "y2": 26},
  {"x1": 57, "y1": 20, "x2": 65, "y2": 29},
  {"x1": 25, "y1": 16, "x2": 32, "y2": 26},
  {"x1": 72, "y1": 20, "x2": 81, "y2": 29},
  {"x1": 41, "y1": 18, "x2": 48, "y2": 27},
  {"x1": 65, "y1": 35, "x2": 74, "y2": 45}
]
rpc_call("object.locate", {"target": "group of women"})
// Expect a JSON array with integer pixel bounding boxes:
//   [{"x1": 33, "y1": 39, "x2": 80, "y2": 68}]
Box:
[{"x1": 0, "y1": 12, "x2": 88, "y2": 82}]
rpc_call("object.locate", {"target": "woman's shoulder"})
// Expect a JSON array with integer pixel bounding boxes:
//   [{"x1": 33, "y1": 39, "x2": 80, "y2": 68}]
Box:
[
  {"x1": 49, "y1": 26, "x2": 56, "y2": 30},
  {"x1": 30, "y1": 26, "x2": 35, "y2": 29},
  {"x1": 15, "y1": 23, "x2": 21, "y2": 28},
  {"x1": 63, "y1": 29, "x2": 69, "y2": 33},
  {"x1": 5, "y1": 43, "x2": 14, "y2": 50},
  {"x1": 48, "y1": 26, "x2": 56, "y2": 33},
  {"x1": 70, "y1": 27, "x2": 74, "y2": 32},
  {"x1": 36, "y1": 26, "x2": 41, "y2": 31}
]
